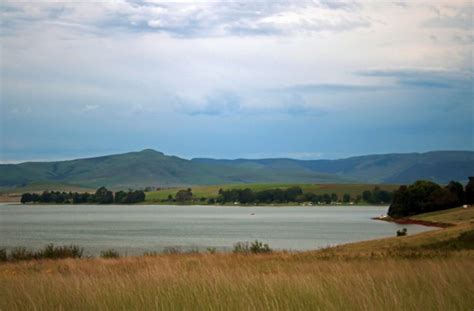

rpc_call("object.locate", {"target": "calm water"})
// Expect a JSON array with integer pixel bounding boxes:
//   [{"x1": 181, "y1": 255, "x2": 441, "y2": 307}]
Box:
[{"x1": 0, "y1": 204, "x2": 434, "y2": 255}]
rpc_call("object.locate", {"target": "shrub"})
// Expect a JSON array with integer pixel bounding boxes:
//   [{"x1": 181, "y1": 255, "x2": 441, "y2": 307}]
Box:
[
  {"x1": 206, "y1": 247, "x2": 217, "y2": 254},
  {"x1": 39, "y1": 244, "x2": 83, "y2": 259},
  {"x1": 10, "y1": 247, "x2": 35, "y2": 261},
  {"x1": 250, "y1": 240, "x2": 272, "y2": 253},
  {"x1": 397, "y1": 228, "x2": 407, "y2": 237},
  {"x1": 100, "y1": 249, "x2": 120, "y2": 259},
  {"x1": 186, "y1": 247, "x2": 200, "y2": 254},
  {"x1": 0, "y1": 249, "x2": 7, "y2": 262},
  {"x1": 233, "y1": 240, "x2": 272, "y2": 254},
  {"x1": 233, "y1": 242, "x2": 250, "y2": 254},
  {"x1": 163, "y1": 246, "x2": 182, "y2": 254}
]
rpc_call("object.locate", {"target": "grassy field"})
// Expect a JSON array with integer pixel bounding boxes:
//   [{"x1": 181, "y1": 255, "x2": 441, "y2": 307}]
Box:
[
  {"x1": 0, "y1": 182, "x2": 399, "y2": 204},
  {"x1": 0, "y1": 207, "x2": 473, "y2": 310},
  {"x1": 0, "y1": 182, "x2": 96, "y2": 203},
  {"x1": 145, "y1": 183, "x2": 400, "y2": 202}
]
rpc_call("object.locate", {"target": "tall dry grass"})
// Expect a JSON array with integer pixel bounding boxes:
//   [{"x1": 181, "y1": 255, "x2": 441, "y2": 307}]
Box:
[{"x1": 1, "y1": 252, "x2": 473, "y2": 310}]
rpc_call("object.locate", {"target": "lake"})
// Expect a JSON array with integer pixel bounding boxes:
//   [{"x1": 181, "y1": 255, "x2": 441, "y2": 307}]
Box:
[{"x1": 0, "y1": 204, "x2": 435, "y2": 255}]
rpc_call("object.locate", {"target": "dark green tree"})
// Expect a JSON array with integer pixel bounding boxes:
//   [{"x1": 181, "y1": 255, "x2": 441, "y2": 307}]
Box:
[
  {"x1": 342, "y1": 193, "x2": 351, "y2": 203},
  {"x1": 95, "y1": 187, "x2": 114, "y2": 204},
  {"x1": 446, "y1": 181, "x2": 464, "y2": 206},
  {"x1": 20, "y1": 193, "x2": 33, "y2": 203},
  {"x1": 114, "y1": 191, "x2": 127, "y2": 203},
  {"x1": 465, "y1": 177, "x2": 474, "y2": 204},
  {"x1": 175, "y1": 189, "x2": 193, "y2": 202},
  {"x1": 362, "y1": 190, "x2": 372, "y2": 203}
]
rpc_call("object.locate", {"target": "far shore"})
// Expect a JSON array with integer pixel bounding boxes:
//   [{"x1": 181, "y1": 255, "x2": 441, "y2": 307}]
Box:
[{"x1": 1, "y1": 201, "x2": 390, "y2": 208}]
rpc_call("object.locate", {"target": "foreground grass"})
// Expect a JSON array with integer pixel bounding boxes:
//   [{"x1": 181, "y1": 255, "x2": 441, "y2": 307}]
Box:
[
  {"x1": 1, "y1": 207, "x2": 473, "y2": 310},
  {"x1": 146, "y1": 183, "x2": 399, "y2": 202},
  {"x1": 1, "y1": 253, "x2": 473, "y2": 310}
]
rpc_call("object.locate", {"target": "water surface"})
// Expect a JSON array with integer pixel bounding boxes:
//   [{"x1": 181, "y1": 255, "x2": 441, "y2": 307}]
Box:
[{"x1": 0, "y1": 204, "x2": 434, "y2": 255}]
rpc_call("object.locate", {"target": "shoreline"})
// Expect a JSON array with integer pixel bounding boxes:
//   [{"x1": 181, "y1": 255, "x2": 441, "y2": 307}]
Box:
[
  {"x1": 1, "y1": 201, "x2": 389, "y2": 207},
  {"x1": 372, "y1": 215, "x2": 452, "y2": 228}
]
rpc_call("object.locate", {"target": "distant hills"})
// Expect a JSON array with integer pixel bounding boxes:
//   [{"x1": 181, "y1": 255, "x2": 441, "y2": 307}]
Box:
[{"x1": 0, "y1": 149, "x2": 472, "y2": 189}]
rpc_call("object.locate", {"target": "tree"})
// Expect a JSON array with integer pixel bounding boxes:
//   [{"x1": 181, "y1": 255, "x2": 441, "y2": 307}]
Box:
[
  {"x1": 121, "y1": 190, "x2": 145, "y2": 204},
  {"x1": 239, "y1": 188, "x2": 255, "y2": 204},
  {"x1": 446, "y1": 181, "x2": 464, "y2": 206},
  {"x1": 114, "y1": 191, "x2": 127, "y2": 203},
  {"x1": 362, "y1": 190, "x2": 372, "y2": 203},
  {"x1": 285, "y1": 187, "x2": 303, "y2": 202},
  {"x1": 95, "y1": 187, "x2": 114, "y2": 204},
  {"x1": 388, "y1": 180, "x2": 456, "y2": 217},
  {"x1": 322, "y1": 194, "x2": 331, "y2": 204},
  {"x1": 465, "y1": 177, "x2": 474, "y2": 204},
  {"x1": 342, "y1": 193, "x2": 351, "y2": 203},
  {"x1": 175, "y1": 189, "x2": 193, "y2": 202},
  {"x1": 21, "y1": 193, "x2": 33, "y2": 203},
  {"x1": 331, "y1": 193, "x2": 338, "y2": 203}
]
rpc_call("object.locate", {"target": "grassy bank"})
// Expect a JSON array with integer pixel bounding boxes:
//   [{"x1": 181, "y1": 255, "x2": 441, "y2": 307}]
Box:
[{"x1": 1, "y1": 207, "x2": 473, "y2": 310}]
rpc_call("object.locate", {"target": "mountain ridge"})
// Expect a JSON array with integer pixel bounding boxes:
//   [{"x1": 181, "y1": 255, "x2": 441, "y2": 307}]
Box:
[{"x1": 1, "y1": 149, "x2": 472, "y2": 189}]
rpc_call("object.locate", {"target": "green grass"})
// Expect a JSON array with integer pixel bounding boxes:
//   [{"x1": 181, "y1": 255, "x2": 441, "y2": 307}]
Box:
[
  {"x1": 410, "y1": 206, "x2": 474, "y2": 225},
  {"x1": 145, "y1": 183, "x2": 400, "y2": 202},
  {"x1": 0, "y1": 181, "x2": 95, "y2": 195},
  {"x1": 0, "y1": 182, "x2": 96, "y2": 202},
  {"x1": 327, "y1": 207, "x2": 474, "y2": 255}
]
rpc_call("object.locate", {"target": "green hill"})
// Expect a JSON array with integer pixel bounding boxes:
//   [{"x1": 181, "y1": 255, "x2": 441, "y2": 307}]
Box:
[
  {"x1": 194, "y1": 151, "x2": 474, "y2": 184},
  {"x1": 0, "y1": 149, "x2": 348, "y2": 189},
  {"x1": 0, "y1": 149, "x2": 472, "y2": 189}
]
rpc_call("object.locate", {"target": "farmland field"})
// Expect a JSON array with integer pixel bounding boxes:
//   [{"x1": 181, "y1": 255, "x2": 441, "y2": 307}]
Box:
[{"x1": 145, "y1": 183, "x2": 400, "y2": 202}]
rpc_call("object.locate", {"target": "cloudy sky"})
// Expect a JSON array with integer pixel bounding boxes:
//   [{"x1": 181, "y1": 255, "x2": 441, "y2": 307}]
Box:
[{"x1": 0, "y1": 0, "x2": 472, "y2": 162}]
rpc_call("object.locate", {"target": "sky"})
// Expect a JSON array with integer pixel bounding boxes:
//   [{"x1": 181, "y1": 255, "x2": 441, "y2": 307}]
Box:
[{"x1": 0, "y1": 0, "x2": 473, "y2": 163}]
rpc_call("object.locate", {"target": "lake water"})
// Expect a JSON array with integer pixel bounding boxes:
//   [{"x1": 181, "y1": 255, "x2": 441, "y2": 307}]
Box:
[{"x1": 0, "y1": 204, "x2": 435, "y2": 255}]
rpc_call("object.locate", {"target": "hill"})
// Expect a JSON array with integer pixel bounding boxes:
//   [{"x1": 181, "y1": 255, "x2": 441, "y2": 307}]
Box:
[
  {"x1": 194, "y1": 150, "x2": 474, "y2": 184},
  {"x1": 0, "y1": 149, "x2": 348, "y2": 189},
  {"x1": 0, "y1": 149, "x2": 472, "y2": 189}
]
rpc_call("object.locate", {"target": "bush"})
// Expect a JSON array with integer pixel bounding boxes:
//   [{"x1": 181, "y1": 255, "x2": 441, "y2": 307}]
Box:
[
  {"x1": 186, "y1": 247, "x2": 200, "y2": 254},
  {"x1": 233, "y1": 240, "x2": 272, "y2": 254},
  {"x1": 100, "y1": 249, "x2": 120, "y2": 259},
  {"x1": 38, "y1": 244, "x2": 83, "y2": 259},
  {"x1": 10, "y1": 247, "x2": 35, "y2": 261},
  {"x1": 163, "y1": 246, "x2": 182, "y2": 254},
  {"x1": 0, "y1": 249, "x2": 7, "y2": 262},
  {"x1": 206, "y1": 247, "x2": 217, "y2": 254},
  {"x1": 458, "y1": 229, "x2": 474, "y2": 244},
  {"x1": 397, "y1": 228, "x2": 407, "y2": 237},
  {"x1": 250, "y1": 240, "x2": 272, "y2": 253},
  {"x1": 233, "y1": 242, "x2": 250, "y2": 253}
]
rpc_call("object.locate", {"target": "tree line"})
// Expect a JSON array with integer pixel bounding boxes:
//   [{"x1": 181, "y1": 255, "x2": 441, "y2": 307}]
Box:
[
  {"x1": 388, "y1": 177, "x2": 474, "y2": 218},
  {"x1": 20, "y1": 187, "x2": 145, "y2": 204},
  {"x1": 166, "y1": 186, "x2": 393, "y2": 204}
]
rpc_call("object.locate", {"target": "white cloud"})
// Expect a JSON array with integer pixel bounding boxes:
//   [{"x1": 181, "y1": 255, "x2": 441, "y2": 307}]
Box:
[{"x1": 0, "y1": 0, "x2": 471, "y2": 116}]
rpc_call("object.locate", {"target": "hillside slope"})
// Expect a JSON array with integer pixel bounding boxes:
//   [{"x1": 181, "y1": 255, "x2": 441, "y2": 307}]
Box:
[
  {"x1": 194, "y1": 151, "x2": 474, "y2": 184},
  {"x1": 0, "y1": 149, "x2": 347, "y2": 189},
  {"x1": 1, "y1": 150, "x2": 472, "y2": 189}
]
